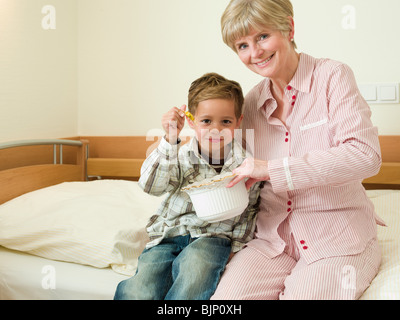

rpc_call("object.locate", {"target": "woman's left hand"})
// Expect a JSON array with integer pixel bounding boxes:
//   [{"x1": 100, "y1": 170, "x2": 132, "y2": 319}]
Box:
[{"x1": 227, "y1": 158, "x2": 270, "y2": 189}]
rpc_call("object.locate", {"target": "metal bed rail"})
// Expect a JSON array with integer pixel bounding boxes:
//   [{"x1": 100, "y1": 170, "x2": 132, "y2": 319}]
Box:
[{"x1": 0, "y1": 139, "x2": 84, "y2": 165}]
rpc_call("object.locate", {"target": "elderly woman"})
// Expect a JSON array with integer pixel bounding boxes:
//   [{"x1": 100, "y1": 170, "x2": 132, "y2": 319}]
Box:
[{"x1": 212, "y1": 0, "x2": 384, "y2": 300}]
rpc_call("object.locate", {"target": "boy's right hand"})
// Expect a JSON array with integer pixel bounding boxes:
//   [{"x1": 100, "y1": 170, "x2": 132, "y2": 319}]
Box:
[{"x1": 162, "y1": 105, "x2": 187, "y2": 144}]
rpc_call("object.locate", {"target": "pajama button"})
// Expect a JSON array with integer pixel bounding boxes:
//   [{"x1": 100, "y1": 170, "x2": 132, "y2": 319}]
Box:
[
  {"x1": 285, "y1": 138, "x2": 289, "y2": 142},
  {"x1": 287, "y1": 85, "x2": 292, "y2": 90},
  {"x1": 287, "y1": 201, "x2": 292, "y2": 206},
  {"x1": 300, "y1": 240, "x2": 308, "y2": 250}
]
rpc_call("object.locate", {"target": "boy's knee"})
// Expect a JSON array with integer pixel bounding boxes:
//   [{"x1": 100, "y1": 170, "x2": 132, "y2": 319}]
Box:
[
  {"x1": 114, "y1": 279, "x2": 135, "y2": 300},
  {"x1": 178, "y1": 238, "x2": 230, "y2": 273}
]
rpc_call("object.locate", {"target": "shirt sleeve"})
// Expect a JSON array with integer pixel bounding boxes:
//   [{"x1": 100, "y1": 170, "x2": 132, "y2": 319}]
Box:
[
  {"x1": 230, "y1": 182, "x2": 261, "y2": 252},
  {"x1": 138, "y1": 136, "x2": 181, "y2": 196},
  {"x1": 269, "y1": 63, "x2": 382, "y2": 193}
]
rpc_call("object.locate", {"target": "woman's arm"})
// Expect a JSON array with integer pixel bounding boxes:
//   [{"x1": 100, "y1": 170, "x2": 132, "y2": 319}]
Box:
[
  {"x1": 228, "y1": 64, "x2": 381, "y2": 192},
  {"x1": 269, "y1": 64, "x2": 381, "y2": 193}
]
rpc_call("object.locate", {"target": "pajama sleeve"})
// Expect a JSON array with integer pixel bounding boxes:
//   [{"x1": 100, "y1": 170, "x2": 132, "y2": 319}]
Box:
[{"x1": 269, "y1": 63, "x2": 381, "y2": 193}]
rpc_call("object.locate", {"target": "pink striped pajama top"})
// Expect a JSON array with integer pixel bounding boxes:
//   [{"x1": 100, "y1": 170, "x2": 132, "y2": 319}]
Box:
[{"x1": 242, "y1": 53, "x2": 383, "y2": 264}]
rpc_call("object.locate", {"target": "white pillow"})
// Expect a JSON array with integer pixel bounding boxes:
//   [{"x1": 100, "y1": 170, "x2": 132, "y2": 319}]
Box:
[{"x1": 0, "y1": 180, "x2": 164, "y2": 276}]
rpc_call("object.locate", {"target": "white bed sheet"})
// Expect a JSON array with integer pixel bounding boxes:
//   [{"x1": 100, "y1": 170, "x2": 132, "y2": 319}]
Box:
[
  {"x1": 360, "y1": 189, "x2": 400, "y2": 300},
  {"x1": 0, "y1": 188, "x2": 398, "y2": 300},
  {"x1": 0, "y1": 246, "x2": 128, "y2": 300}
]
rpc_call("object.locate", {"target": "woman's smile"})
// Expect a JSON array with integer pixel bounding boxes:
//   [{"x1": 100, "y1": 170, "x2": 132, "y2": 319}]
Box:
[
  {"x1": 235, "y1": 27, "x2": 298, "y2": 83},
  {"x1": 255, "y1": 53, "x2": 275, "y2": 67}
]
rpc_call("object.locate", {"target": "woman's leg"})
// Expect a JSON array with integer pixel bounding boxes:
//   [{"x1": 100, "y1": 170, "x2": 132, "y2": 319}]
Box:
[
  {"x1": 211, "y1": 245, "x2": 297, "y2": 300},
  {"x1": 165, "y1": 237, "x2": 231, "y2": 300},
  {"x1": 280, "y1": 238, "x2": 381, "y2": 300}
]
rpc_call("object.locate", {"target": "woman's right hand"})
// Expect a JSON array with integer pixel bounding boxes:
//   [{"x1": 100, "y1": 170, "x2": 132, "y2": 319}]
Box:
[
  {"x1": 162, "y1": 105, "x2": 187, "y2": 143},
  {"x1": 227, "y1": 158, "x2": 270, "y2": 190}
]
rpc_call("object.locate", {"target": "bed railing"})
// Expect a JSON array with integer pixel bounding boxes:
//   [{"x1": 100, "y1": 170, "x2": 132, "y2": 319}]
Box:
[
  {"x1": 0, "y1": 139, "x2": 89, "y2": 204},
  {"x1": 0, "y1": 139, "x2": 86, "y2": 165}
]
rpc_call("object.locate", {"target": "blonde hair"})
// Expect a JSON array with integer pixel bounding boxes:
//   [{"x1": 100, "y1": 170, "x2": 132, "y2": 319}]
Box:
[
  {"x1": 188, "y1": 73, "x2": 244, "y2": 120},
  {"x1": 221, "y1": 0, "x2": 297, "y2": 50}
]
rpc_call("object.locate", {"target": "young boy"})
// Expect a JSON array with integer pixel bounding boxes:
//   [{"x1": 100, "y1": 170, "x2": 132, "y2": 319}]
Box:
[{"x1": 114, "y1": 73, "x2": 261, "y2": 300}]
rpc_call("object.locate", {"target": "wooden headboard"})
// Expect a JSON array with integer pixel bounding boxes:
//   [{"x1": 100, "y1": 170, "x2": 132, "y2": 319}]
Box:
[
  {"x1": 82, "y1": 136, "x2": 191, "y2": 180},
  {"x1": 0, "y1": 139, "x2": 88, "y2": 204},
  {"x1": 363, "y1": 135, "x2": 400, "y2": 189},
  {"x1": 0, "y1": 135, "x2": 398, "y2": 205},
  {"x1": 82, "y1": 135, "x2": 400, "y2": 188}
]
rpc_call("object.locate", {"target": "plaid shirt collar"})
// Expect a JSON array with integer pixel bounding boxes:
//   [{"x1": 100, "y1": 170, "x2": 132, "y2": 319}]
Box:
[{"x1": 186, "y1": 137, "x2": 248, "y2": 172}]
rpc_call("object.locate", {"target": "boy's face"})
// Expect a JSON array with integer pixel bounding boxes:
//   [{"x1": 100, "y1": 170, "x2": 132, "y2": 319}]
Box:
[{"x1": 189, "y1": 98, "x2": 243, "y2": 160}]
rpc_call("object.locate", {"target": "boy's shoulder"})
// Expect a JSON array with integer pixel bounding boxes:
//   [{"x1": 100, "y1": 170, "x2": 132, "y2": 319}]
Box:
[
  {"x1": 231, "y1": 137, "x2": 252, "y2": 159},
  {"x1": 178, "y1": 136, "x2": 197, "y2": 153}
]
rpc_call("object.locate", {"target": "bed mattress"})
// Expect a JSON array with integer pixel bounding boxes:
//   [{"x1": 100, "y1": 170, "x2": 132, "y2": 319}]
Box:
[
  {"x1": 1, "y1": 188, "x2": 399, "y2": 300},
  {"x1": 0, "y1": 246, "x2": 128, "y2": 300}
]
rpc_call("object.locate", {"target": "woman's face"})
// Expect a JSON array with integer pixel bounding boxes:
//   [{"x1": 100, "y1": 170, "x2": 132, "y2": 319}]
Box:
[{"x1": 233, "y1": 27, "x2": 296, "y2": 82}]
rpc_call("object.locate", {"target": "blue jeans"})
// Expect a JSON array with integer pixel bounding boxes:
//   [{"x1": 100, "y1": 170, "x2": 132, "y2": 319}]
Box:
[{"x1": 114, "y1": 235, "x2": 231, "y2": 300}]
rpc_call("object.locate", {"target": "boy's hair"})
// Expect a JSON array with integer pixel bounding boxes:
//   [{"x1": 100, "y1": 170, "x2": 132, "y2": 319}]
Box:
[{"x1": 188, "y1": 72, "x2": 244, "y2": 120}]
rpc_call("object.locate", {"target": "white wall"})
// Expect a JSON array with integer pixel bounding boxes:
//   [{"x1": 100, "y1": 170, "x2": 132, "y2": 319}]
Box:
[
  {"x1": 77, "y1": 0, "x2": 400, "y2": 136},
  {"x1": 292, "y1": 0, "x2": 400, "y2": 135},
  {"x1": 77, "y1": 0, "x2": 260, "y2": 136},
  {"x1": 1, "y1": 0, "x2": 399, "y2": 142},
  {"x1": 0, "y1": 0, "x2": 78, "y2": 142}
]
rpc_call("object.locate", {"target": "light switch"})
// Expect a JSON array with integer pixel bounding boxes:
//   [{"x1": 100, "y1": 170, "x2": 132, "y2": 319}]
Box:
[
  {"x1": 379, "y1": 85, "x2": 397, "y2": 101},
  {"x1": 359, "y1": 84, "x2": 377, "y2": 101},
  {"x1": 359, "y1": 83, "x2": 399, "y2": 104}
]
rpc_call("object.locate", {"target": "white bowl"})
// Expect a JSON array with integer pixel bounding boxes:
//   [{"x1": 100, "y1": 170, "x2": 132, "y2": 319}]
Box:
[{"x1": 182, "y1": 173, "x2": 249, "y2": 223}]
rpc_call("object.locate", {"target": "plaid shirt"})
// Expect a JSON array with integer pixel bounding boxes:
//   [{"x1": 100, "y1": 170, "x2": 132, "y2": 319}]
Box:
[{"x1": 139, "y1": 136, "x2": 261, "y2": 253}]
